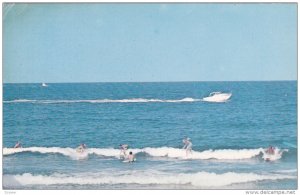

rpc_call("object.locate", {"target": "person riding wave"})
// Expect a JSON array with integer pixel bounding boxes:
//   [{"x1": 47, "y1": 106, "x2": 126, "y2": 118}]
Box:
[
  {"x1": 266, "y1": 145, "x2": 275, "y2": 155},
  {"x1": 182, "y1": 137, "x2": 193, "y2": 157},
  {"x1": 119, "y1": 144, "x2": 129, "y2": 159},
  {"x1": 127, "y1": 151, "x2": 135, "y2": 163},
  {"x1": 76, "y1": 143, "x2": 87, "y2": 153},
  {"x1": 14, "y1": 141, "x2": 22, "y2": 148}
]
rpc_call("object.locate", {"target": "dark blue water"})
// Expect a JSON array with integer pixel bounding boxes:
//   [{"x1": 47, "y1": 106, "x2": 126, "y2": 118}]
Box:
[{"x1": 3, "y1": 81, "x2": 297, "y2": 189}]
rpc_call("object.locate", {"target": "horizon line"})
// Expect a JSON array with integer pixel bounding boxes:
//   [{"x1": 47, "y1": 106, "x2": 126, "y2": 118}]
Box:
[{"x1": 3, "y1": 79, "x2": 297, "y2": 84}]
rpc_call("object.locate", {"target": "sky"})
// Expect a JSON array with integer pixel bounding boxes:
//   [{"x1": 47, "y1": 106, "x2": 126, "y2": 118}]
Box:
[{"x1": 3, "y1": 3, "x2": 297, "y2": 83}]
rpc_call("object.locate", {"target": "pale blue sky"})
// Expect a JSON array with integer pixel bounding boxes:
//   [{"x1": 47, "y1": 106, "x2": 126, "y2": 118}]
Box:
[{"x1": 3, "y1": 3, "x2": 297, "y2": 83}]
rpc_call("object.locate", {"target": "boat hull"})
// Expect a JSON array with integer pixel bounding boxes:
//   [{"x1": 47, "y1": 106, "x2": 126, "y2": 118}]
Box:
[{"x1": 202, "y1": 93, "x2": 232, "y2": 102}]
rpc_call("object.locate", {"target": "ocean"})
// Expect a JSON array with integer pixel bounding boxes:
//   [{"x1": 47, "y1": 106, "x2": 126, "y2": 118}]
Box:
[{"x1": 2, "y1": 81, "x2": 297, "y2": 189}]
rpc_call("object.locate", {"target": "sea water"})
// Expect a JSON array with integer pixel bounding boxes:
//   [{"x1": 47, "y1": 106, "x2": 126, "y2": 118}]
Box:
[{"x1": 2, "y1": 81, "x2": 297, "y2": 189}]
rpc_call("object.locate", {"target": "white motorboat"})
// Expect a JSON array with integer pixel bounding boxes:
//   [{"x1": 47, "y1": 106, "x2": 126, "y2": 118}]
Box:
[
  {"x1": 202, "y1": 92, "x2": 232, "y2": 102},
  {"x1": 42, "y1": 83, "x2": 48, "y2": 87}
]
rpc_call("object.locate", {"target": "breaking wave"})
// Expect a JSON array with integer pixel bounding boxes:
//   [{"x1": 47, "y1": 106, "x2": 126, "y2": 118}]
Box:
[
  {"x1": 3, "y1": 171, "x2": 296, "y2": 188},
  {"x1": 3, "y1": 147, "x2": 287, "y2": 161}
]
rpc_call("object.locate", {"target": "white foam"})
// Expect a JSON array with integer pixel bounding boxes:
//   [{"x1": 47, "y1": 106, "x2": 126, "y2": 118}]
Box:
[
  {"x1": 4, "y1": 146, "x2": 281, "y2": 160},
  {"x1": 3, "y1": 147, "x2": 140, "y2": 160},
  {"x1": 143, "y1": 147, "x2": 265, "y2": 160},
  {"x1": 3, "y1": 171, "x2": 296, "y2": 187},
  {"x1": 4, "y1": 99, "x2": 36, "y2": 103},
  {"x1": 261, "y1": 148, "x2": 288, "y2": 161},
  {"x1": 3, "y1": 98, "x2": 201, "y2": 104},
  {"x1": 3, "y1": 147, "x2": 88, "y2": 160},
  {"x1": 87, "y1": 148, "x2": 143, "y2": 158},
  {"x1": 274, "y1": 169, "x2": 297, "y2": 173}
]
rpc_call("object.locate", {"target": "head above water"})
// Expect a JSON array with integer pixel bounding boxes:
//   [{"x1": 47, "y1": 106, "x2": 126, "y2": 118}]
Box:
[{"x1": 129, "y1": 151, "x2": 132, "y2": 155}]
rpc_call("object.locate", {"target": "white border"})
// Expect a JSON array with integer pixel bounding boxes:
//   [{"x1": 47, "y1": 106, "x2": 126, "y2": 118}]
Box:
[{"x1": 1, "y1": 1, "x2": 299, "y2": 195}]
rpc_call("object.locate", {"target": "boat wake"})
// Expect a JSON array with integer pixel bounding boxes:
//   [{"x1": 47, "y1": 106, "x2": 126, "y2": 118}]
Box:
[
  {"x1": 4, "y1": 98, "x2": 201, "y2": 104},
  {"x1": 4, "y1": 93, "x2": 233, "y2": 104}
]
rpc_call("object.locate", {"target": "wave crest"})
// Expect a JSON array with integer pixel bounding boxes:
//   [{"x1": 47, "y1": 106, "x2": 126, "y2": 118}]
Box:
[
  {"x1": 4, "y1": 146, "x2": 287, "y2": 161},
  {"x1": 3, "y1": 171, "x2": 295, "y2": 187},
  {"x1": 143, "y1": 147, "x2": 264, "y2": 160},
  {"x1": 3, "y1": 147, "x2": 88, "y2": 160}
]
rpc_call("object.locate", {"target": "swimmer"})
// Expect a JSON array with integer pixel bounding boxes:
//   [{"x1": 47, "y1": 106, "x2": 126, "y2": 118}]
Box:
[
  {"x1": 266, "y1": 145, "x2": 275, "y2": 155},
  {"x1": 81, "y1": 143, "x2": 87, "y2": 149},
  {"x1": 14, "y1": 141, "x2": 22, "y2": 148},
  {"x1": 76, "y1": 143, "x2": 87, "y2": 153},
  {"x1": 127, "y1": 151, "x2": 135, "y2": 162},
  {"x1": 182, "y1": 137, "x2": 193, "y2": 157},
  {"x1": 119, "y1": 144, "x2": 129, "y2": 159}
]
